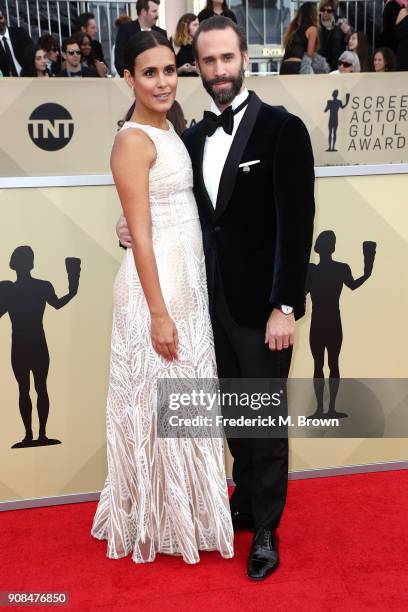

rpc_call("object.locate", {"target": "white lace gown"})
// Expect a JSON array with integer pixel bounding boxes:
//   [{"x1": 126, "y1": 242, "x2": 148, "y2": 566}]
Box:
[{"x1": 91, "y1": 120, "x2": 234, "y2": 564}]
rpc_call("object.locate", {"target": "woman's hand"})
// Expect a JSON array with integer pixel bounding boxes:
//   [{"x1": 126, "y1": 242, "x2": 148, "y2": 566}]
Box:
[
  {"x1": 95, "y1": 60, "x2": 107, "y2": 77},
  {"x1": 177, "y1": 62, "x2": 198, "y2": 75},
  {"x1": 340, "y1": 19, "x2": 351, "y2": 34},
  {"x1": 151, "y1": 313, "x2": 179, "y2": 361},
  {"x1": 116, "y1": 213, "x2": 132, "y2": 248}
]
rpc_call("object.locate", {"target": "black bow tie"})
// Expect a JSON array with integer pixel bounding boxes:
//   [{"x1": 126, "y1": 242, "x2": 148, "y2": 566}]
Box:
[{"x1": 202, "y1": 93, "x2": 251, "y2": 137}]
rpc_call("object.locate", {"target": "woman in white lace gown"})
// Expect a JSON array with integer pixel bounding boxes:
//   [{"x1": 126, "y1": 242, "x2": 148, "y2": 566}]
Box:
[{"x1": 91, "y1": 32, "x2": 234, "y2": 563}]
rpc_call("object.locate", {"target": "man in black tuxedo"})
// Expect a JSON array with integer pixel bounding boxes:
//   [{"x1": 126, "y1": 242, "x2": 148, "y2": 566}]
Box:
[
  {"x1": 186, "y1": 17, "x2": 314, "y2": 580},
  {"x1": 117, "y1": 16, "x2": 315, "y2": 581},
  {"x1": 0, "y1": 6, "x2": 33, "y2": 76},
  {"x1": 114, "y1": 0, "x2": 167, "y2": 77}
]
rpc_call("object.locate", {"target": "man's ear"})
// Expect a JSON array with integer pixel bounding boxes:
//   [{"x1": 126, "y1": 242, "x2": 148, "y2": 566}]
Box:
[{"x1": 242, "y1": 51, "x2": 249, "y2": 72}]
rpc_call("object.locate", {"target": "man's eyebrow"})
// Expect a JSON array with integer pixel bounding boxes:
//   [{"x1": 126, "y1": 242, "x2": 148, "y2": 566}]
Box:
[{"x1": 201, "y1": 52, "x2": 235, "y2": 60}]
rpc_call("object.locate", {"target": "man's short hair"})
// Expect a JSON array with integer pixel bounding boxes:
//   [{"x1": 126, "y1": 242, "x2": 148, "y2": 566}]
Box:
[
  {"x1": 318, "y1": 0, "x2": 338, "y2": 11},
  {"x1": 192, "y1": 15, "x2": 248, "y2": 60},
  {"x1": 62, "y1": 36, "x2": 79, "y2": 53},
  {"x1": 136, "y1": 0, "x2": 160, "y2": 16},
  {"x1": 76, "y1": 11, "x2": 95, "y2": 31}
]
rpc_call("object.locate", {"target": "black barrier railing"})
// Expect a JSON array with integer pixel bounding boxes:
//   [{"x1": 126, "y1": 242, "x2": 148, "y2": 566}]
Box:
[
  {"x1": 3, "y1": 0, "x2": 133, "y2": 72},
  {"x1": 3, "y1": 0, "x2": 384, "y2": 73}
]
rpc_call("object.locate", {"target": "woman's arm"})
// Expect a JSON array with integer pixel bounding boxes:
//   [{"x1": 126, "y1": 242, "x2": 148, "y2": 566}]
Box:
[
  {"x1": 396, "y1": 8, "x2": 408, "y2": 24},
  {"x1": 306, "y1": 25, "x2": 319, "y2": 57},
  {"x1": 111, "y1": 129, "x2": 178, "y2": 361}
]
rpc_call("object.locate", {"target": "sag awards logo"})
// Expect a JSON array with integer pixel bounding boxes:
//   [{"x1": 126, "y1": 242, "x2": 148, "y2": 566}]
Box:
[
  {"x1": 28, "y1": 103, "x2": 74, "y2": 151},
  {"x1": 324, "y1": 89, "x2": 407, "y2": 153}
]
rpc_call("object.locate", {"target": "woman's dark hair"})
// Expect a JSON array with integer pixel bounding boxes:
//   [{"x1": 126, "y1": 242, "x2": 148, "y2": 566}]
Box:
[
  {"x1": 123, "y1": 31, "x2": 176, "y2": 122},
  {"x1": 20, "y1": 44, "x2": 49, "y2": 77},
  {"x1": 192, "y1": 15, "x2": 247, "y2": 60},
  {"x1": 38, "y1": 33, "x2": 61, "y2": 72},
  {"x1": 204, "y1": 1, "x2": 229, "y2": 10},
  {"x1": 348, "y1": 31, "x2": 370, "y2": 71},
  {"x1": 38, "y1": 33, "x2": 59, "y2": 53},
  {"x1": 166, "y1": 100, "x2": 187, "y2": 136},
  {"x1": 283, "y1": 2, "x2": 319, "y2": 50},
  {"x1": 73, "y1": 31, "x2": 97, "y2": 67},
  {"x1": 372, "y1": 46, "x2": 397, "y2": 71}
]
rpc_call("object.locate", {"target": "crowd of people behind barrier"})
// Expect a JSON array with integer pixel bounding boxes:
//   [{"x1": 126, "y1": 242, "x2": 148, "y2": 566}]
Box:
[{"x1": 0, "y1": 0, "x2": 407, "y2": 79}]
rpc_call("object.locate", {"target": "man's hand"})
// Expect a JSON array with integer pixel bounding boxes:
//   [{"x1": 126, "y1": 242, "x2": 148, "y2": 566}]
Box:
[
  {"x1": 265, "y1": 309, "x2": 295, "y2": 351},
  {"x1": 116, "y1": 213, "x2": 132, "y2": 248}
]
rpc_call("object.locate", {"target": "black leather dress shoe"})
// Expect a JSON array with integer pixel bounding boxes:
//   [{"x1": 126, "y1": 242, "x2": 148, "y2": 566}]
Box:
[
  {"x1": 231, "y1": 510, "x2": 254, "y2": 532},
  {"x1": 247, "y1": 528, "x2": 279, "y2": 580}
]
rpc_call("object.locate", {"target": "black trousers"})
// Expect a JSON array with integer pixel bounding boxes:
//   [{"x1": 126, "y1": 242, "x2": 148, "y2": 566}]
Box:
[{"x1": 213, "y1": 278, "x2": 292, "y2": 531}]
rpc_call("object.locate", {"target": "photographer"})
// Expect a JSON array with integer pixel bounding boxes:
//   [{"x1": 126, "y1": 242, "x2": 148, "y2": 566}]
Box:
[{"x1": 318, "y1": 0, "x2": 351, "y2": 71}]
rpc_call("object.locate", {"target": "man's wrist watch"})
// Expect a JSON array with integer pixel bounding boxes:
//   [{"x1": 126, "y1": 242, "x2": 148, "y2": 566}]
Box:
[{"x1": 276, "y1": 304, "x2": 294, "y2": 315}]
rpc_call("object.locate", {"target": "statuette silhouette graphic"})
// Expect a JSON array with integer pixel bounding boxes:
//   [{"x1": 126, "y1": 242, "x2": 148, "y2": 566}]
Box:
[
  {"x1": 0, "y1": 247, "x2": 81, "y2": 448},
  {"x1": 306, "y1": 232, "x2": 376, "y2": 418},
  {"x1": 324, "y1": 90, "x2": 350, "y2": 152}
]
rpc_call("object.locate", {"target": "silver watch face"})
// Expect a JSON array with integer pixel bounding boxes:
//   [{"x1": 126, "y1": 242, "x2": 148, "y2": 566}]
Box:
[{"x1": 281, "y1": 305, "x2": 293, "y2": 315}]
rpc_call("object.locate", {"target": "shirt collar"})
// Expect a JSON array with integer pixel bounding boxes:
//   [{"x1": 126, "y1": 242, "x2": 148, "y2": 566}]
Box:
[
  {"x1": 211, "y1": 87, "x2": 249, "y2": 116},
  {"x1": 1, "y1": 27, "x2": 10, "y2": 39}
]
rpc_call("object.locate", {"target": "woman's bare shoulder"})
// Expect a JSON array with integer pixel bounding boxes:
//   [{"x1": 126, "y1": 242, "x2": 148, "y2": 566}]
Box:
[{"x1": 112, "y1": 127, "x2": 156, "y2": 163}]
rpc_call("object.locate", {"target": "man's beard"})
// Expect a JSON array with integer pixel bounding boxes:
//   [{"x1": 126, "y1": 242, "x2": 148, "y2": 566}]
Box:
[{"x1": 201, "y1": 61, "x2": 245, "y2": 106}]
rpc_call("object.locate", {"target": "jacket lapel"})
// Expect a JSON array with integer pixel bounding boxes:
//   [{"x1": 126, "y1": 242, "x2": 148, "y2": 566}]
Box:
[
  {"x1": 214, "y1": 91, "x2": 262, "y2": 220},
  {"x1": 191, "y1": 124, "x2": 215, "y2": 220}
]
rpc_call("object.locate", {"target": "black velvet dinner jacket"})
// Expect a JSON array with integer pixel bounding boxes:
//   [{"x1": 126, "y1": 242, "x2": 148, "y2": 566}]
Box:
[{"x1": 182, "y1": 92, "x2": 315, "y2": 329}]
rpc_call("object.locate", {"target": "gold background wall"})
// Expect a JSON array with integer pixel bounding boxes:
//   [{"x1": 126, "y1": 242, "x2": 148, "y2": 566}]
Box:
[{"x1": 1, "y1": 173, "x2": 407, "y2": 503}]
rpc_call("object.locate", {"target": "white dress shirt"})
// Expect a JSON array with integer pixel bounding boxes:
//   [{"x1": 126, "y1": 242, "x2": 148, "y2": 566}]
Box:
[
  {"x1": 0, "y1": 28, "x2": 22, "y2": 75},
  {"x1": 203, "y1": 87, "x2": 249, "y2": 208}
]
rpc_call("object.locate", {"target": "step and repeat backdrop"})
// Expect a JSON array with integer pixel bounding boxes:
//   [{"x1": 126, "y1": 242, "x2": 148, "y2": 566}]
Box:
[
  {"x1": 0, "y1": 74, "x2": 407, "y2": 176},
  {"x1": 0, "y1": 76, "x2": 407, "y2": 505}
]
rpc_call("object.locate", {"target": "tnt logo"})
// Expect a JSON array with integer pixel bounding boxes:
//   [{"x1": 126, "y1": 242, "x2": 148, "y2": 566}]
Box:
[{"x1": 28, "y1": 103, "x2": 74, "y2": 151}]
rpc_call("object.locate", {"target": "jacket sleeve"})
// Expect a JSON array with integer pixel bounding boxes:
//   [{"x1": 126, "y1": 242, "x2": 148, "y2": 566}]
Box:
[
  {"x1": 93, "y1": 39, "x2": 105, "y2": 63},
  {"x1": 269, "y1": 115, "x2": 315, "y2": 320},
  {"x1": 114, "y1": 23, "x2": 128, "y2": 77},
  {"x1": 16, "y1": 28, "x2": 33, "y2": 64}
]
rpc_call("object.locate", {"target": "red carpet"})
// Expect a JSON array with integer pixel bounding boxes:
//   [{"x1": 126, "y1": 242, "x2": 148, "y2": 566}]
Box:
[{"x1": 1, "y1": 471, "x2": 407, "y2": 611}]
